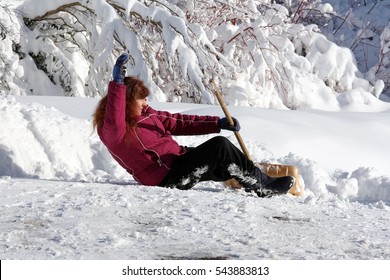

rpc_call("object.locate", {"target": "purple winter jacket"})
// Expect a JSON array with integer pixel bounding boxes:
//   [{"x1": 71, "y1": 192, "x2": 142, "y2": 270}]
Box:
[{"x1": 98, "y1": 81, "x2": 221, "y2": 185}]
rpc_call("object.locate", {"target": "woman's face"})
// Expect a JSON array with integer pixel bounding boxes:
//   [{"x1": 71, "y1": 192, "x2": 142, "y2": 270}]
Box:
[{"x1": 134, "y1": 98, "x2": 147, "y2": 116}]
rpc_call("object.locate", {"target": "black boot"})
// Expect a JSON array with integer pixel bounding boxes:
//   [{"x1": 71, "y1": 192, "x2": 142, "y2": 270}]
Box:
[{"x1": 242, "y1": 167, "x2": 295, "y2": 198}]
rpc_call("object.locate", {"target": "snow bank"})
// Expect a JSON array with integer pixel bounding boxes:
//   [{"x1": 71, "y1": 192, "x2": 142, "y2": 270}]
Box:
[{"x1": 0, "y1": 96, "x2": 130, "y2": 182}]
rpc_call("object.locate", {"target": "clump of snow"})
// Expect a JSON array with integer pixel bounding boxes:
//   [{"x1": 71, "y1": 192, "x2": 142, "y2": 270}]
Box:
[{"x1": 350, "y1": 167, "x2": 390, "y2": 203}]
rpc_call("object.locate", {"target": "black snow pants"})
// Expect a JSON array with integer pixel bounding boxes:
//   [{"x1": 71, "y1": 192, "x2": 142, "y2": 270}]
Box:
[{"x1": 159, "y1": 136, "x2": 261, "y2": 190}]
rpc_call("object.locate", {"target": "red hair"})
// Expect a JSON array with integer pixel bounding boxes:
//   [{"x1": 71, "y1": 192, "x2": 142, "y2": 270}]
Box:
[{"x1": 93, "y1": 76, "x2": 149, "y2": 132}]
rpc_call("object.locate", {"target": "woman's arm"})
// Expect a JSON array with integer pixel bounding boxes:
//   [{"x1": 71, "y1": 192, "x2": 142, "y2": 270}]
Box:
[
  {"x1": 148, "y1": 107, "x2": 221, "y2": 135},
  {"x1": 100, "y1": 81, "x2": 127, "y2": 145}
]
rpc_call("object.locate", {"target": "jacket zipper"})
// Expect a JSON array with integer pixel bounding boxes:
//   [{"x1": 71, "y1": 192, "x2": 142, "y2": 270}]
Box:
[{"x1": 134, "y1": 123, "x2": 170, "y2": 170}]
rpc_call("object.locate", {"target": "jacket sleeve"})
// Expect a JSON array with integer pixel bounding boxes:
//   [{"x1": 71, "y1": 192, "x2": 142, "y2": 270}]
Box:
[
  {"x1": 100, "y1": 81, "x2": 127, "y2": 145},
  {"x1": 147, "y1": 107, "x2": 221, "y2": 135}
]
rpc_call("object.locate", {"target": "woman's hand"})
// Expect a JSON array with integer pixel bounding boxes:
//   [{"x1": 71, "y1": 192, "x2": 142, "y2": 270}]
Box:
[
  {"x1": 218, "y1": 117, "x2": 241, "y2": 131},
  {"x1": 113, "y1": 53, "x2": 129, "y2": 84}
]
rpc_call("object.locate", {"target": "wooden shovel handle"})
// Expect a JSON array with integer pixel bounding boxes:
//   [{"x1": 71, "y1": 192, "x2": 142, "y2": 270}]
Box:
[{"x1": 211, "y1": 79, "x2": 252, "y2": 161}]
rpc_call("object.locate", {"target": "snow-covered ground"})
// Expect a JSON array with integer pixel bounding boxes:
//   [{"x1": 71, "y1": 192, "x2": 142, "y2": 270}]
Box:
[{"x1": 1, "y1": 95, "x2": 390, "y2": 261}]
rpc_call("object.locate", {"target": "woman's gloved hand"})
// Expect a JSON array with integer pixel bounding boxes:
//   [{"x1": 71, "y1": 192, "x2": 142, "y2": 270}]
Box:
[
  {"x1": 218, "y1": 117, "x2": 241, "y2": 131},
  {"x1": 113, "y1": 53, "x2": 129, "y2": 84}
]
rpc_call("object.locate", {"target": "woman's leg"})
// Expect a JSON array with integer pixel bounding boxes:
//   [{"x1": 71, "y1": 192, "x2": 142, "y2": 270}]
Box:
[
  {"x1": 159, "y1": 136, "x2": 295, "y2": 197},
  {"x1": 159, "y1": 136, "x2": 261, "y2": 190}
]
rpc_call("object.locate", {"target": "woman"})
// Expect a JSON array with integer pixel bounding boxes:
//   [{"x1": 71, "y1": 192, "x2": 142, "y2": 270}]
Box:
[{"x1": 93, "y1": 54, "x2": 294, "y2": 197}]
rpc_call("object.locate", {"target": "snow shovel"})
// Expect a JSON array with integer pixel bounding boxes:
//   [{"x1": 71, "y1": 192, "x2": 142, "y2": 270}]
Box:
[{"x1": 211, "y1": 79, "x2": 303, "y2": 196}]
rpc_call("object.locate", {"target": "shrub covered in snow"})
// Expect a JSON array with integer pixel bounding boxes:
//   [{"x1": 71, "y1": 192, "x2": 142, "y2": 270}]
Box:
[{"x1": 0, "y1": 0, "x2": 389, "y2": 110}]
